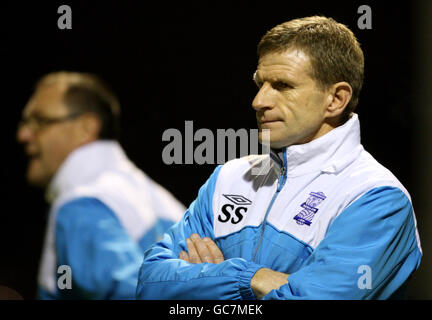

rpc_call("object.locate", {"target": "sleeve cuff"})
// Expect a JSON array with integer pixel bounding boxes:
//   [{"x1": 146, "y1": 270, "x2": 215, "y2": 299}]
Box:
[{"x1": 238, "y1": 262, "x2": 263, "y2": 300}]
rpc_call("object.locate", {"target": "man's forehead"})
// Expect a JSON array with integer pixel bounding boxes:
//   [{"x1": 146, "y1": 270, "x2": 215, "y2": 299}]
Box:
[
  {"x1": 24, "y1": 84, "x2": 67, "y2": 116},
  {"x1": 256, "y1": 49, "x2": 311, "y2": 78}
]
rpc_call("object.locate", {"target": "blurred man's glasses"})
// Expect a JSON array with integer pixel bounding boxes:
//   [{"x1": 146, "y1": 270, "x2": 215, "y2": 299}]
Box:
[{"x1": 18, "y1": 112, "x2": 85, "y2": 132}]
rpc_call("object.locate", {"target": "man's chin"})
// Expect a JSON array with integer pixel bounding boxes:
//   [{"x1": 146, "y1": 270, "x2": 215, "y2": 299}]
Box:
[
  {"x1": 27, "y1": 177, "x2": 49, "y2": 188},
  {"x1": 258, "y1": 135, "x2": 288, "y2": 149},
  {"x1": 26, "y1": 168, "x2": 51, "y2": 189}
]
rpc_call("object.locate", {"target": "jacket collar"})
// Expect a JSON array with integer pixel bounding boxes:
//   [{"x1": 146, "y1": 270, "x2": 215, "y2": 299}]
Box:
[
  {"x1": 46, "y1": 140, "x2": 127, "y2": 203},
  {"x1": 270, "y1": 113, "x2": 364, "y2": 177}
]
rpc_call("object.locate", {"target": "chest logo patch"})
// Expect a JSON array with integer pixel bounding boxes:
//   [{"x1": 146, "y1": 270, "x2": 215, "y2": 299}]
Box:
[
  {"x1": 218, "y1": 194, "x2": 252, "y2": 225},
  {"x1": 293, "y1": 191, "x2": 327, "y2": 226},
  {"x1": 222, "y1": 194, "x2": 252, "y2": 205}
]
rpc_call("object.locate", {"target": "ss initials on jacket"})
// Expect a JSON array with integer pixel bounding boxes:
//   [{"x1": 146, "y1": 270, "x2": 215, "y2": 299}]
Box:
[
  {"x1": 218, "y1": 204, "x2": 248, "y2": 224},
  {"x1": 218, "y1": 194, "x2": 252, "y2": 224}
]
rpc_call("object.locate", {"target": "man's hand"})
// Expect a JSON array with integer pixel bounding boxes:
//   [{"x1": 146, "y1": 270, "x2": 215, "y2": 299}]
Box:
[
  {"x1": 179, "y1": 233, "x2": 224, "y2": 264},
  {"x1": 251, "y1": 268, "x2": 289, "y2": 299},
  {"x1": 179, "y1": 234, "x2": 288, "y2": 299}
]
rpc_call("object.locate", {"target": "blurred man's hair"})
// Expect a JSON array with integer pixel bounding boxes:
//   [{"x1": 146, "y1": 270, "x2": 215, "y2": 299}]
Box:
[
  {"x1": 36, "y1": 71, "x2": 121, "y2": 140},
  {"x1": 258, "y1": 16, "x2": 364, "y2": 123}
]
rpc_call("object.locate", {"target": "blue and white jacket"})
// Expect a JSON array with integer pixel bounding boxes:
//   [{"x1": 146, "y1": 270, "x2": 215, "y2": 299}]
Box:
[
  {"x1": 38, "y1": 141, "x2": 185, "y2": 299},
  {"x1": 136, "y1": 114, "x2": 422, "y2": 300}
]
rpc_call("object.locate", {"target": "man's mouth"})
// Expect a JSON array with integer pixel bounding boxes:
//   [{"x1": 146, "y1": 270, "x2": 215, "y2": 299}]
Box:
[
  {"x1": 260, "y1": 119, "x2": 281, "y2": 125},
  {"x1": 26, "y1": 149, "x2": 41, "y2": 160}
]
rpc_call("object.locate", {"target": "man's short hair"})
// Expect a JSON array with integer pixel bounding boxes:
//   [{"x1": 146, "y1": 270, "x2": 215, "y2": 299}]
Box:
[
  {"x1": 257, "y1": 16, "x2": 364, "y2": 123},
  {"x1": 36, "y1": 71, "x2": 121, "y2": 140}
]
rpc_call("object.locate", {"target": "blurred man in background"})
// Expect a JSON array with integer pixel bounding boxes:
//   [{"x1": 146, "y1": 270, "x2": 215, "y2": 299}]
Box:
[{"x1": 17, "y1": 71, "x2": 185, "y2": 299}]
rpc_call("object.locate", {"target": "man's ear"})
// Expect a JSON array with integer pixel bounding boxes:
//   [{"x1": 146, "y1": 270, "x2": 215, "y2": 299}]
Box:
[
  {"x1": 76, "y1": 113, "x2": 102, "y2": 144},
  {"x1": 325, "y1": 82, "x2": 353, "y2": 119}
]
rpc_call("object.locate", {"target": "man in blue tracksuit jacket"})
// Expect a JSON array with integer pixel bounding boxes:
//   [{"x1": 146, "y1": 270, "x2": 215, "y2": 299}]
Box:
[
  {"x1": 17, "y1": 72, "x2": 186, "y2": 299},
  {"x1": 136, "y1": 16, "x2": 422, "y2": 300}
]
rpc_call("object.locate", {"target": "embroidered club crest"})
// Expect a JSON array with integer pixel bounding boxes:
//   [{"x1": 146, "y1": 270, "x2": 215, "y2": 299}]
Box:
[{"x1": 293, "y1": 192, "x2": 327, "y2": 226}]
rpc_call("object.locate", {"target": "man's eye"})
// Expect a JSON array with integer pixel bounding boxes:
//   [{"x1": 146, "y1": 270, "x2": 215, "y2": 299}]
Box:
[{"x1": 272, "y1": 81, "x2": 291, "y2": 90}]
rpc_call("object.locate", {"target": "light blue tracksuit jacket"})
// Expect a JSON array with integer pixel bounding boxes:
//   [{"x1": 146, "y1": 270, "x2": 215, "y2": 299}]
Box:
[{"x1": 136, "y1": 114, "x2": 422, "y2": 300}]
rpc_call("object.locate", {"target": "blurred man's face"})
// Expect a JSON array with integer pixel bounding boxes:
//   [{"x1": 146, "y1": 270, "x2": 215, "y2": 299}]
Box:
[
  {"x1": 252, "y1": 48, "x2": 332, "y2": 149},
  {"x1": 17, "y1": 84, "x2": 84, "y2": 188}
]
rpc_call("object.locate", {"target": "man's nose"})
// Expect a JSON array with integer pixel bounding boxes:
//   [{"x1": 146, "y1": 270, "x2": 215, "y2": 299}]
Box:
[
  {"x1": 16, "y1": 124, "x2": 33, "y2": 144},
  {"x1": 252, "y1": 83, "x2": 274, "y2": 111}
]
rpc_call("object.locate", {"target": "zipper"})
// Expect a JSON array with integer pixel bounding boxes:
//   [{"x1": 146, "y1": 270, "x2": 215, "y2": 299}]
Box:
[
  {"x1": 252, "y1": 149, "x2": 287, "y2": 262},
  {"x1": 277, "y1": 165, "x2": 286, "y2": 191}
]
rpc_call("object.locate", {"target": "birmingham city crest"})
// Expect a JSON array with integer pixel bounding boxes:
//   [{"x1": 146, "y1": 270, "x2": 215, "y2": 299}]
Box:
[{"x1": 293, "y1": 191, "x2": 327, "y2": 226}]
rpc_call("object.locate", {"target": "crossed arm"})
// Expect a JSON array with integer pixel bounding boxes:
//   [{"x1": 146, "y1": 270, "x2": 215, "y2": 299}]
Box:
[
  {"x1": 136, "y1": 169, "x2": 419, "y2": 300},
  {"x1": 179, "y1": 233, "x2": 289, "y2": 299}
]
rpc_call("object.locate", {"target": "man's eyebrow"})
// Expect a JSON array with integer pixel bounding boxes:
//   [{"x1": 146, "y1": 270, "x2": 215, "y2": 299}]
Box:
[
  {"x1": 22, "y1": 109, "x2": 47, "y2": 119},
  {"x1": 254, "y1": 72, "x2": 295, "y2": 85}
]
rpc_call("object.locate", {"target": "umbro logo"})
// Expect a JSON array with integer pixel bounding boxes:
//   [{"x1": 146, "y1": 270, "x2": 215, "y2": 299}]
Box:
[
  {"x1": 222, "y1": 194, "x2": 252, "y2": 206},
  {"x1": 218, "y1": 194, "x2": 252, "y2": 225}
]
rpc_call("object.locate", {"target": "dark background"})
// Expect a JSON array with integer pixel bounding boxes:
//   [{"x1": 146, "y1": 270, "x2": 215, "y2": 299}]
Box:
[{"x1": 0, "y1": 0, "x2": 430, "y2": 299}]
